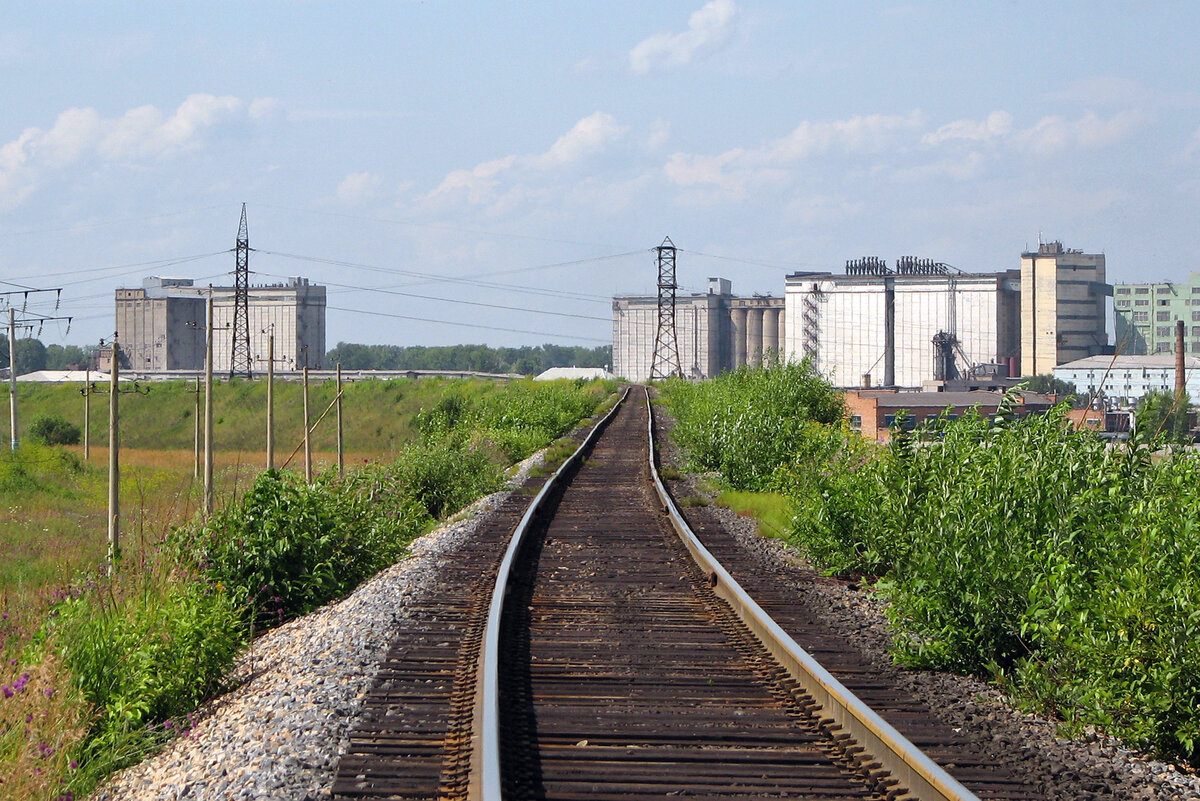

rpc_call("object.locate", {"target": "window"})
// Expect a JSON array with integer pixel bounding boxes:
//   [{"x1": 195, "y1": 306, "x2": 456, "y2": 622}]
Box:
[
  {"x1": 1159, "y1": 300, "x2": 1171, "y2": 306},
  {"x1": 1136, "y1": 287, "x2": 1150, "y2": 294},
  {"x1": 1157, "y1": 326, "x2": 1172, "y2": 337},
  {"x1": 849, "y1": 414, "x2": 862, "y2": 430},
  {"x1": 1193, "y1": 286, "x2": 1200, "y2": 294},
  {"x1": 1156, "y1": 342, "x2": 1172, "y2": 352},
  {"x1": 1116, "y1": 287, "x2": 1131, "y2": 295},
  {"x1": 1194, "y1": 311, "x2": 1200, "y2": 321},
  {"x1": 1116, "y1": 299, "x2": 1131, "y2": 307},
  {"x1": 1159, "y1": 311, "x2": 1172, "y2": 321},
  {"x1": 1135, "y1": 299, "x2": 1150, "y2": 306},
  {"x1": 1193, "y1": 341, "x2": 1200, "y2": 352},
  {"x1": 1194, "y1": 326, "x2": 1200, "y2": 337},
  {"x1": 883, "y1": 414, "x2": 896, "y2": 428},
  {"x1": 1158, "y1": 286, "x2": 1174, "y2": 294},
  {"x1": 1133, "y1": 311, "x2": 1149, "y2": 322}
]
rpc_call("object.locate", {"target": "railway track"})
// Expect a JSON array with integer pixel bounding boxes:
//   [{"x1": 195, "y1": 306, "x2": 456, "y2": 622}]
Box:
[{"x1": 334, "y1": 389, "x2": 1044, "y2": 800}]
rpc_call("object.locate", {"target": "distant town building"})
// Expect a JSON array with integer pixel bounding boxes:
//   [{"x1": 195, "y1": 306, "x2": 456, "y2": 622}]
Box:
[
  {"x1": 1020, "y1": 242, "x2": 1110, "y2": 376},
  {"x1": 1112, "y1": 272, "x2": 1200, "y2": 355},
  {"x1": 1053, "y1": 354, "x2": 1200, "y2": 406},
  {"x1": 115, "y1": 276, "x2": 326, "y2": 374},
  {"x1": 783, "y1": 259, "x2": 1021, "y2": 389},
  {"x1": 612, "y1": 278, "x2": 784, "y2": 383}
]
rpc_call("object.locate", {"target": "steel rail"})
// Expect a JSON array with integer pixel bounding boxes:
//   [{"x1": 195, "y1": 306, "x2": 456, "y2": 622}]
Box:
[
  {"x1": 469, "y1": 387, "x2": 630, "y2": 801},
  {"x1": 644, "y1": 386, "x2": 982, "y2": 801}
]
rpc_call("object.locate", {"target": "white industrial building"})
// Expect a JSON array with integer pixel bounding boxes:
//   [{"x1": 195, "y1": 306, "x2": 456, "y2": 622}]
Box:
[
  {"x1": 612, "y1": 278, "x2": 784, "y2": 382},
  {"x1": 115, "y1": 276, "x2": 326, "y2": 374},
  {"x1": 783, "y1": 259, "x2": 1021, "y2": 389},
  {"x1": 1053, "y1": 354, "x2": 1200, "y2": 406}
]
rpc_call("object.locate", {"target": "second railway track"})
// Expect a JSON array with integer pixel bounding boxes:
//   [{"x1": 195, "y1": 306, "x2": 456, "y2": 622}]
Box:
[{"x1": 335, "y1": 389, "x2": 1045, "y2": 800}]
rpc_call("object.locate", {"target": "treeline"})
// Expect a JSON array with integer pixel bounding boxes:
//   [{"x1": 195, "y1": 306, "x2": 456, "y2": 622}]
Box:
[
  {"x1": 1, "y1": 339, "x2": 91, "y2": 372},
  {"x1": 324, "y1": 342, "x2": 611, "y2": 374}
]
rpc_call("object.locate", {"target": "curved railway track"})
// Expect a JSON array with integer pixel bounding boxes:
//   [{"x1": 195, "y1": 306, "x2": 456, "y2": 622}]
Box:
[{"x1": 334, "y1": 389, "x2": 1044, "y2": 801}]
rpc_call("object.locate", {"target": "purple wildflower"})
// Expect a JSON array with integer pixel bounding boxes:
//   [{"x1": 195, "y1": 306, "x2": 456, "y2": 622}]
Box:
[{"x1": 2, "y1": 685, "x2": 12, "y2": 699}]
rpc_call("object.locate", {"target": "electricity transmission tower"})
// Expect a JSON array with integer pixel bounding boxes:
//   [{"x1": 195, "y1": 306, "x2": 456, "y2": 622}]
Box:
[
  {"x1": 230, "y1": 203, "x2": 252, "y2": 378},
  {"x1": 650, "y1": 237, "x2": 682, "y2": 380}
]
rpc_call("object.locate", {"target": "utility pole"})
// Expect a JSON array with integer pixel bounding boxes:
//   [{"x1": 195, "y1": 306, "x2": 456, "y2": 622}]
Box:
[
  {"x1": 267, "y1": 332, "x2": 275, "y2": 470},
  {"x1": 650, "y1": 237, "x2": 683, "y2": 380},
  {"x1": 8, "y1": 308, "x2": 17, "y2": 450},
  {"x1": 336, "y1": 362, "x2": 344, "y2": 476},
  {"x1": 303, "y1": 363, "x2": 312, "y2": 484},
  {"x1": 108, "y1": 340, "x2": 120, "y2": 569},
  {"x1": 230, "y1": 204, "x2": 252, "y2": 379},
  {"x1": 193, "y1": 376, "x2": 201, "y2": 479},
  {"x1": 83, "y1": 367, "x2": 90, "y2": 460},
  {"x1": 1, "y1": 287, "x2": 70, "y2": 449},
  {"x1": 204, "y1": 295, "x2": 215, "y2": 516}
]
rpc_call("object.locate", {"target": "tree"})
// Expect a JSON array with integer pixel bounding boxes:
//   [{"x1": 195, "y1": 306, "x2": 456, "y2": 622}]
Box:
[
  {"x1": 0, "y1": 337, "x2": 48, "y2": 374},
  {"x1": 1135, "y1": 389, "x2": 1192, "y2": 444},
  {"x1": 1019, "y1": 373, "x2": 1078, "y2": 398}
]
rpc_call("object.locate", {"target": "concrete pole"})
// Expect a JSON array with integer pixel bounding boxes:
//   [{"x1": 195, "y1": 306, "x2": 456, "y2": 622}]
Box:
[
  {"x1": 8, "y1": 308, "x2": 17, "y2": 450},
  {"x1": 730, "y1": 307, "x2": 748, "y2": 369},
  {"x1": 193, "y1": 376, "x2": 200, "y2": 479},
  {"x1": 747, "y1": 308, "x2": 765, "y2": 368},
  {"x1": 303, "y1": 365, "x2": 312, "y2": 484},
  {"x1": 83, "y1": 368, "x2": 90, "y2": 461},
  {"x1": 204, "y1": 295, "x2": 214, "y2": 517},
  {"x1": 108, "y1": 341, "x2": 119, "y2": 568},
  {"x1": 336, "y1": 362, "x2": 344, "y2": 477},
  {"x1": 266, "y1": 333, "x2": 275, "y2": 471}
]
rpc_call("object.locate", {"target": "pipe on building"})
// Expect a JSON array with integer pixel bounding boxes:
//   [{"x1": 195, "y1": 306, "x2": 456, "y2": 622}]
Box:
[
  {"x1": 884, "y1": 277, "x2": 895, "y2": 387},
  {"x1": 731, "y1": 308, "x2": 748, "y2": 369},
  {"x1": 747, "y1": 309, "x2": 764, "y2": 368}
]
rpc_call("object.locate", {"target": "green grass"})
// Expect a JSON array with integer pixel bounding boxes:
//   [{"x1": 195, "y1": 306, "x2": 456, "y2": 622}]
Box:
[{"x1": 715, "y1": 490, "x2": 793, "y2": 539}]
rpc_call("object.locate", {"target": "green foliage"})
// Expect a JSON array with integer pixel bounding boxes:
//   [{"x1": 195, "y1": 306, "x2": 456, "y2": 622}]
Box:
[
  {"x1": 175, "y1": 468, "x2": 430, "y2": 625},
  {"x1": 55, "y1": 575, "x2": 244, "y2": 795},
  {"x1": 1135, "y1": 389, "x2": 1191, "y2": 444},
  {"x1": 657, "y1": 360, "x2": 844, "y2": 491},
  {"x1": 0, "y1": 337, "x2": 48, "y2": 373},
  {"x1": 28, "y1": 413, "x2": 82, "y2": 445},
  {"x1": 392, "y1": 443, "x2": 502, "y2": 519},
  {"x1": 1019, "y1": 373, "x2": 1079, "y2": 398}
]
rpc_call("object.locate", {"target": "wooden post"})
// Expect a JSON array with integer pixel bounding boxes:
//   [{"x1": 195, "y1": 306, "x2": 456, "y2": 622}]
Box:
[
  {"x1": 108, "y1": 341, "x2": 120, "y2": 568},
  {"x1": 303, "y1": 365, "x2": 312, "y2": 484},
  {"x1": 204, "y1": 295, "x2": 214, "y2": 516},
  {"x1": 7, "y1": 308, "x2": 17, "y2": 450},
  {"x1": 266, "y1": 333, "x2": 275, "y2": 471},
  {"x1": 336, "y1": 362, "x2": 344, "y2": 476}
]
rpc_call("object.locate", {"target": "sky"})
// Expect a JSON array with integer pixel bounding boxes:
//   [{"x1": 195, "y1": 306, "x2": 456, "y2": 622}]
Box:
[{"x1": 2, "y1": 1, "x2": 1200, "y2": 351}]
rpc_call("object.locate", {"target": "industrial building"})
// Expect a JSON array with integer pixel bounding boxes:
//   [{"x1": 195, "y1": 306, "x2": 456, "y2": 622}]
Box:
[
  {"x1": 844, "y1": 388, "x2": 1056, "y2": 442},
  {"x1": 783, "y1": 258, "x2": 1021, "y2": 389},
  {"x1": 1020, "y1": 241, "x2": 1110, "y2": 376},
  {"x1": 1052, "y1": 354, "x2": 1200, "y2": 406},
  {"x1": 115, "y1": 276, "x2": 327, "y2": 374},
  {"x1": 1112, "y1": 272, "x2": 1200, "y2": 355},
  {"x1": 611, "y1": 278, "x2": 784, "y2": 382}
]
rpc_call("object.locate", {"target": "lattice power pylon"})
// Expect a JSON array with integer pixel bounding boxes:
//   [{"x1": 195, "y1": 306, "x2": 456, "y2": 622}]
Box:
[
  {"x1": 230, "y1": 203, "x2": 253, "y2": 378},
  {"x1": 650, "y1": 237, "x2": 682, "y2": 380}
]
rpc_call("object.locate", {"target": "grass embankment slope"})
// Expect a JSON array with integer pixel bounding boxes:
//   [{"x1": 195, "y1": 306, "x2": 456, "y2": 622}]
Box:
[
  {"x1": 0, "y1": 376, "x2": 616, "y2": 800},
  {"x1": 658, "y1": 362, "x2": 1200, "y2": 769}
]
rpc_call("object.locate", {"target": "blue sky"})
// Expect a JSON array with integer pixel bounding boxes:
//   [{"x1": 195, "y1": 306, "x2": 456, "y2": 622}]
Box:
[{"x1": 3, "y1": 1, "x2": 1199, "y2": 350}]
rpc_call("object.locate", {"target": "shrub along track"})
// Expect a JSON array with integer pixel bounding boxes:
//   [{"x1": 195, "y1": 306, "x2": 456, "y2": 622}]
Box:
[{"x1": 333, "y1": 392, "x2": 1044, "y2": 800}]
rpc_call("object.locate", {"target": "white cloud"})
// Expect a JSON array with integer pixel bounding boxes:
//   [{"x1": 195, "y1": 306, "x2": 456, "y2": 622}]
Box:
[
  {"x1": 646, "y1": 119, "x2": 671, "y2": 150},
  {"x1": 784, "y1": 194, "x2": 865, "y2": 225},
  {"x1": 0, "y1": 94, "x2": 270, "y2": 209},
  {"x1": 1015, "y1": 110, "x2": 1144, "y2": 155},
  {"x1": 336, "y1": 171, "x2": 381, "y2": 204},
  {"x1": 922, "y1": 111, "x2": 1013, "y2": 146},
  {"x1": 629, "y1": 0, "x2": 739, "y2": 74},
  {"x1": 663, "y1": 111, "x2": 923, "y2": 196},
  {"x1": 531, "y1": 112, "x2": 627, "y2": 169},
  {"x1": 427, "y1": 112, "x2": 626, "y2": 210}
]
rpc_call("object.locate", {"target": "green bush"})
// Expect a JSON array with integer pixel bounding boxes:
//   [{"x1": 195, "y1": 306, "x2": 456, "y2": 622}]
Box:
[
  {"x1": 175, "y1": 468, "x2": 430, "y2": 626},
  {"x1": 55, "y1": 576, "x2": 244, "y2": 794},
  {"x1": 28, "y1": 413, "x2": 82, "y2": 446}
]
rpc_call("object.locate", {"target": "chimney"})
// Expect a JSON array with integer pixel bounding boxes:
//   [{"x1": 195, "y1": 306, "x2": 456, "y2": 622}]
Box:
[{"x1": 1177, "y1": 320, "x2": 1186, "y2": 398}]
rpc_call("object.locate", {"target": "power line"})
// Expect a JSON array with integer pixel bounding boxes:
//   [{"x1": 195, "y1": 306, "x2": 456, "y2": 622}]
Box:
[{"x1": 325, "y1": 305, "x2": 608, "y2": 344}]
